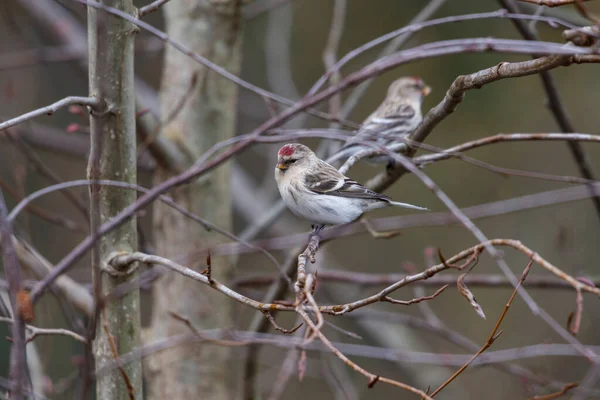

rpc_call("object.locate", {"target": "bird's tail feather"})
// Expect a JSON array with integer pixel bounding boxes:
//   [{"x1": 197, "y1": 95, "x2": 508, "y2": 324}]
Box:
[{"x1": 388, "y1": 201, "x2": 428, "y2": 211}]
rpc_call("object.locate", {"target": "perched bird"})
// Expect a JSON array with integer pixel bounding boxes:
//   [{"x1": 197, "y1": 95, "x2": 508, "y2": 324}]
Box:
[
  {"x1": 333, "y1": 76, "x2": 431, "y2": 165},
  {"x1": 274, "y1": 143, "x2": 427, "y2": 235}
]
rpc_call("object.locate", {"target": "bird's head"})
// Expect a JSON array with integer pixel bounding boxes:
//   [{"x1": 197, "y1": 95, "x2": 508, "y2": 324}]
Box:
[
  {"x1": 276, "y1": 143, "x2": 314, "y2": 173},
  {"x1": 388, "y1": 76, "x2": 431, "y2": 103}
]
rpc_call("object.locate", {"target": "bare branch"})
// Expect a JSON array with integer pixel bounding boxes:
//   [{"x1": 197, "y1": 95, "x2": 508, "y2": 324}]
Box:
[
  {"x1": 261, "y1": 311, "x2": 303, "y2": 334},
  {"x1": 0, "y1": 317, "x2": 87, "y2": 343},
  {"x1": 322, "y1": 0, "x2": 347, "y2": 118},
  {"x1": 499, "y1": 0, "x2": 600, "y2": 226},
  {"x1": 383, "y1": 284, "x2": 448, "y2": 305},
  {"x1": 0, "y1": 96, "x2": 102, "y2": 132},
  {"x1": 317, "y1": 239, "x2": 600, "y2": 316},
  {"x1": 234, "y1": 272, "x2": 600, "y2": 290},
  {"x1": 518, "y1": 0, "x2": 595, "y2": 6},
  {"x1": 415, "y1": 133, "x2": 600, "y2": 164},
  {"x1": 138, "y1": 0, "x2": 172, "y2": 17},
  {"x1": 295, "y1": 307, "x2": 434, "y2": 398},
  {"x1": 107, "y1": 252, "x2": 295, "y2": 312},
  {"x1": 12, "y1": 236, "x2": 94, "y2": 316},
  {"x1": 308, "y1": 9, "x2": 596, "y2": 95},
  {"x1": 8, "y1": 179, "x2": 287, "y2": 287},
  {"x1": 74, "y1": 0, "x2": 360, "y2": 130},
  {"x1": 567, "y1": 288, "x2": 584, "y2": 336},
  {"x1": 369, "y1": 53, "x2": 599, "y2": 193},
  {"x1": 529, "y1": 383, "x2": 579, "y2": 400},
  {"x1": 430, "y1": 258, "x2": 534, "y2": 397}
]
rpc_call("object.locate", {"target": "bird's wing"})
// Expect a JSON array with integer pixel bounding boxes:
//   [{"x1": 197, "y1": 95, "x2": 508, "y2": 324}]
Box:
[
  {"x1": 304, "y1": 162, "x2": 390, "y2": 202},
  {"x1": 360, "y1": 103, "x2": 416, "y2": 138}
]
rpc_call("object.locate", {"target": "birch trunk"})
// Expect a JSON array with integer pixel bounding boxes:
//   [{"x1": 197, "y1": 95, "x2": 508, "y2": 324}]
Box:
[{"x1": 145, "y1": 1, "x2": 242, "y2": 398}]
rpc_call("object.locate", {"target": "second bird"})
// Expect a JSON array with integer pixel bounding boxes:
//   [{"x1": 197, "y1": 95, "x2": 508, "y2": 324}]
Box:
[
  {"x1": 334, "y1": 76, "x2": 431, "y2": 165},
  {"x1": 274, "y1": 143, "x2": 427, "y2": 233}
]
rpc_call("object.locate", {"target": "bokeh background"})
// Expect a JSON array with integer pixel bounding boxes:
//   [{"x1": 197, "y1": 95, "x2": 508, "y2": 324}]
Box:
[{"x1": 1, "y1": 0, "x2": 599, "y2": 398}]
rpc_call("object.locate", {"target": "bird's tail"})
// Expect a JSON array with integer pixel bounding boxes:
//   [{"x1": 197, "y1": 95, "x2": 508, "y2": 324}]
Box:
[{"x1": 388, "y1": 201, "x2": 428, "y2": 211}]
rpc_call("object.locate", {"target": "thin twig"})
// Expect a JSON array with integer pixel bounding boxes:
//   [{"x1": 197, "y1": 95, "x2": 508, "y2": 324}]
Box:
[
  {"x1": 3, "y1": 132, "x2": 90, "y2": 221},
  {"x1": 499, "y1": 0, "x2": 600, "y2": 225},
  {"x1": 383, "y1": 285, "x2": 448, "y2": 305},
  {"x1": 234, "y1": 272, "x2": 600, "y2": 290},
  {"x1": 528, "y1": 383, "x2": 579, "y2": 399},
  {"x1": 0, "y1": 96, "x2": 102, "y2": 132},
  {"x1": 567, "y1": 288, "x2": 584, "y2": 335},
  {"x1": 308, "y1": 8, "x2": 596, "y2": 95},
  {"x1": 0, "y1": 178, "x2": 84, "y2": 232},
  {"x1": 169, "y1": 311, "x2": 249, "y2": 347},
  {"x1": 261, "y1": 311, "x2": 303, "y2": 334},
  {"x1": 322, "y1": 0, "x2": 347, "y2": 118},
  {"x1": 0, "y1": 317, "x2": 87, "y2": 343},
  {"x1": 518, "y1": 0, "x2": 594, "y2": 6},
  {"x1": 369, "y1": 53, "x2": 599, "y2": 193},
  {"x1": 74, "y1": 0, "x2": 359, "y2": 129},
  {"x1": 138, "y1": 0, "x2": 172, "y2": 17},
  {"x1": 317, "y1": 239, "x2": 600, "y2": 315},
  {"x1": 296, "y1": 307, "x2": 434, "y2": 399},
  {"x1": 7, "y1": 179, "x2": 289, "y2": 288},
  {"x1": 430, "y1": 258, "x2": 534, "y2": 397}
]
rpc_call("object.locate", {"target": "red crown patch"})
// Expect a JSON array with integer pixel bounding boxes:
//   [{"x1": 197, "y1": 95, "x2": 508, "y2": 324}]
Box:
[{"x1": 278, "y1": 144, "x2": 295, "y2": 157}]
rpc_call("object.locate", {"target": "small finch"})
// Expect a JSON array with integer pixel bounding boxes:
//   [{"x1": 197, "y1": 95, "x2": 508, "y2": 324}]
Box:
[
  {"x1": 274, "y1": 143, "x2": 427, "y2": 234},
  {"x1": 333, "y1": 76, "x2": 431, "y2": 164}
]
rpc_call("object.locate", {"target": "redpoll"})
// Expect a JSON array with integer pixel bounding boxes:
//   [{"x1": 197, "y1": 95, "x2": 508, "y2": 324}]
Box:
[
  {"x1": 275, "y1": 143, "x2": 427, "y2": 233},
  {"x1": 333, "y1": 76, "x2": 430, "y2": 165}
]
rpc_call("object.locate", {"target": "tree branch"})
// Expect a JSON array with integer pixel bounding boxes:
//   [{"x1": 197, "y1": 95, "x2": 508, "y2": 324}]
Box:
[
  {"x1": 368, "y1": 53, "x2": 598, "y2": 192},
  {"x1": 0, "y1": 317, "x2": 87, "y2": 343},
  {"x1": 0, "y1": 96, "x2": 102, "y2": 132},
  {"x1": 138, "y1": 0, "x2": 172, "y2": 17},
  {"x1": 518, "y1": 0, "x2": 595, "y2": 6},
  {"x1": 498, "y1": 0, "x2": 600, "y2": 224}
]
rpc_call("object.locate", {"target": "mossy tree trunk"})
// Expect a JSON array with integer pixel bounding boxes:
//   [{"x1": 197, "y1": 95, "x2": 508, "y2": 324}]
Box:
[{"x1": 87, "y1": 1, "x2": 142, "y2": 399}]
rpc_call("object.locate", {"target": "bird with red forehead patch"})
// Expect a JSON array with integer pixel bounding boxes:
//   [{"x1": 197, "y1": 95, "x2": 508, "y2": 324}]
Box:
[
  {"x1": 275, "y1": 143, "x2": 427, "y2": 237},
  {"x1": 332, "y1": 76, "x2": 431, "y2": 165}
]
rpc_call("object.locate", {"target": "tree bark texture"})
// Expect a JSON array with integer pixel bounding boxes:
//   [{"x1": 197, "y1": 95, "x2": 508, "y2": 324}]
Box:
[
  {"x1": 145, "y1": 1, "x2": 242, "y2": 399},
  {"x1": 87, "y1": 1, "x2": 142, "y2": 399}
]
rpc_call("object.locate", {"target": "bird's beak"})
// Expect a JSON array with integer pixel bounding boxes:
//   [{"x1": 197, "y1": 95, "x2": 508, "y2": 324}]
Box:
[
  {"x1": 276, "y1": 163, "x2": 287, "y2": 171},
  {"x1": 421, "y1": 85, "x2": 431, "y2": 97}
]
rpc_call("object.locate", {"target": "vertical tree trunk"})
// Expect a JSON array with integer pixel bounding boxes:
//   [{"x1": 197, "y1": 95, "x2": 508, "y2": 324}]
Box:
[
  {"x1": 145, "y1": 1, "x2": 242, "y2": 399},
  {"x1": 87, "y1": 1, "x2": 142, "y2": 399}
]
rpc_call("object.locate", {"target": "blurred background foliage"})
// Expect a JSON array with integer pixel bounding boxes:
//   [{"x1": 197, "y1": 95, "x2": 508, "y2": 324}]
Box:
[{"x1": 1, "y1": 0, "x2": 599, "y2": 398}]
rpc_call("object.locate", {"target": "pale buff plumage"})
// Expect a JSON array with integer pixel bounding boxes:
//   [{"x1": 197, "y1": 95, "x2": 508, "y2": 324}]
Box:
[
  {"x1": 274, "y1": 143, "x2": 427, "y2": 229},
  {"x1": 333, "y1": 76, "x2": 431, "y2": 164}
]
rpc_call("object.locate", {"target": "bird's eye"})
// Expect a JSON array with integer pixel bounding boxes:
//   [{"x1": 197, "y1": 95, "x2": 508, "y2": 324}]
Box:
[{"x1": 288, "y1": 159, "x2": 297, "y2": 164}]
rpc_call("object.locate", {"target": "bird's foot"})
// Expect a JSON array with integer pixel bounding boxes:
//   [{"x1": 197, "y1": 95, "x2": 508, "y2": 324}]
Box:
[
  {"x1": 386, "y1": 160, "x2": 398, "y2": 174},
  {"x1": 361, "y1": 218, "x2": 402, "y2": 239},
  {"x1": 309, "y1": 224, "x2": 325, "y2": 241}
]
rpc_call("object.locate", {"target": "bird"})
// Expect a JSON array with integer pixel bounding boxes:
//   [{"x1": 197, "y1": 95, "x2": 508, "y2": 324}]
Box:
[
  {"x1": 274, "y1": 143, "x2": 427, "y2": 236},
  {"x1": 332, "y1": 76, "x2": 431, "y2": 165}
]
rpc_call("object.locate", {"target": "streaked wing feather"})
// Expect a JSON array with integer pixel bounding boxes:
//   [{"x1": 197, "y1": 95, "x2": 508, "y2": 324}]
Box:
[
  {"x1": 377, "y1": 103, "x2": 416, "y2": 121},
  {"x1": 304, "y1": 162, "x2": 347, "y2": 193},
  {"x1": 306, "y1": 165, "x2": 391, "y2": 202},
  {"x1": 349, "y1": 104, "x2": 417, "y2": 145}
]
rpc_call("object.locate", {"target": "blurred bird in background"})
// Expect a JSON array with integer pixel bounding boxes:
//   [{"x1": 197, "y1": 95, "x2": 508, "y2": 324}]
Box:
[{"x1": 332, "y1": 76, "x2": 431, "y2": 165}]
